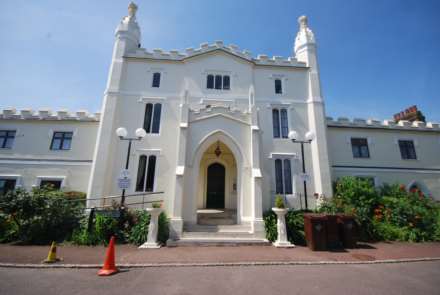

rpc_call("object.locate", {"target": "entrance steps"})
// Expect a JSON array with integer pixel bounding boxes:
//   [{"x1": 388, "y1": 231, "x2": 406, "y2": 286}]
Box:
[
  {"x1": 197, "y1": 209, "x2": 237, "y2": 225},
  {"x1": 169, "y1": 224, "x2": 269, "y2": 246}
]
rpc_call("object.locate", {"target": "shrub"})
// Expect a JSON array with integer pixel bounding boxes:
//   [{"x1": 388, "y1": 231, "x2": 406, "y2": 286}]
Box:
[
  {"x1": 263, "y1": 209, "x2": 306, "y2": 245},
  {"x1": 0, "y1": 187, "x2": 84, "y2": 244},
  {"x1": 319, "y1": 177, "x2": 440, "y2": 242},
  {"x1": 274, "y1": 196, "x2": 285, "y2": 209},
  {"x1": 128, "y1": 210, "x2": 150, "y2": 245}
]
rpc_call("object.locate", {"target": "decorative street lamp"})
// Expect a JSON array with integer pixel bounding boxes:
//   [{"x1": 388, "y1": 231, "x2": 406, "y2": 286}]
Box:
[
  {"x1": 288, "y1": 130, "x2": 315, "y2": 210},
  {"x1": 115, "y1": 127, "x2": 147, "y2": 208}
]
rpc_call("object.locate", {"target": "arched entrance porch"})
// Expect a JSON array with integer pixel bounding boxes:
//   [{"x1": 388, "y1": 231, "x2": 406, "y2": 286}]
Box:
[{"x1": 197, "y1": 141, "x2": 238, "y2": 225}]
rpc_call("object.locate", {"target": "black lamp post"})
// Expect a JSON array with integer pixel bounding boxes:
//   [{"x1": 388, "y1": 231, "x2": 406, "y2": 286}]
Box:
[
  {"x1": 288, "y1": 130, "x2": 315, "y2": 210},
  {"x1": 115, "y1": 127, "x2": 146, "y2": 208}
]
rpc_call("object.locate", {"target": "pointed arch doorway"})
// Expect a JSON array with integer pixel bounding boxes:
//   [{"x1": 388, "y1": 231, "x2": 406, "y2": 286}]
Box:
[{"x1": 197, "y1": 141, "x2": 238, "y2": 225}]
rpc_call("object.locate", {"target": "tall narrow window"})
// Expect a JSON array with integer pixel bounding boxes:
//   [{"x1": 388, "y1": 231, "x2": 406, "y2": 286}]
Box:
[
  {"x1": 143, "y1": 103, "x2": 153, "y2": 133},
  {"x1": 351, "y1": 138, "x2": 370, "y2": 158},
  {"x1": 152, "y1": 72, "x2": 161, "y2": 88},
  {"x1": 145, "y1": 155, "x2": 156, "y2": 191},
  {"x1": 283, "y1": 159, "x2": 293, "y2": 194},
  {"x1": 272, "y1": 109, "x2": 280, "y2": 138},
  {"x1": 206, "y1": 74, "x2": 214, "y2": 89},
  {"x1": 151, "y1": 104, "x2": 162, "y2": 134},
  {"x1": 280, "y1": 109, "x2": 289, "y2": 138},
  {"x1": 223, "y1": 75, "x2": 230, "y2": 90},
  {"x1": 275, "y1": 159, "x2": 284, "y2": 194},
  {"x1": 143, "y1": 103, "x2": 162, "y2": 134},
  {"x1": 136, "y1": 155, "x2": 148, "y2": 191},
  {"x1": 275, "y1": 79, "x2": 282, "y2": 94},
  {"x1": 136, "y1": 155, "x2": 157, "y2": 192},
  {"x1": 50, "y1": 132, "x2": 73, "y2": 150},
  {"x1": 215, "y1": 75, "x2": 222, "y2": 89},
  {"x1": 0, "y1": 130, "x2": 16, "y2": 149},
  {"x1": 398, "y1": 140, "x2": 417, "y2": 160}
]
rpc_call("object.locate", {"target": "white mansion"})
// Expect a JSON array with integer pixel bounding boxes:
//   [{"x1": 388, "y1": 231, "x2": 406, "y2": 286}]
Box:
[{"x1": 1, "y1": 3, "x2": 439, "y2": 241}]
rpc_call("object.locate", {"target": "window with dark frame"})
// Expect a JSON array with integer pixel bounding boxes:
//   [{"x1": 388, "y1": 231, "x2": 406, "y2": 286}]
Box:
[
  {"x1": 275, "y1": 79, "x2": 282, "y2": 94},
  {"x1": 50, "y1": 132, "x2": 73, "y2": 150},
  {"x1": 0, "y1": 130, "x2": 16, "y2": 149},
  {"x1": 0, "y1": 178, "x2": 16, "y2": 195},
  {"x1": 399, "y1": 140, "x2": 417, "y2": 160},
  {"x1": 274, "y1": 159, "x2": 293, "y2": 194},
  {"x1": 351, "y1": 138, "x2": 370, "y2": 158},
  {"x1": 152, "y1": 72, "x2": 161, "y2": 88},
  {"x1": 272, "y1": 108, "x2": 289, "y2": 138},
  {"x1": 39, "y1": 179, "x2": 62, "y2": 190},
  {"x1": 143, "y1": 103, "x2": 162, "y2": 134},
  {"x1": 136, "y1": 155, "x2": 157, "y2": 192},
  {"x1": 206, "y1": 75, "x2": 230, "y2": 90}
]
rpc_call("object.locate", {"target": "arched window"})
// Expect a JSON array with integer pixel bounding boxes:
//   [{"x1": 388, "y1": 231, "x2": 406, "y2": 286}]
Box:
[
  {"x1": 272, "y1": 109, "x2": 280, "y2": 138},
  {"x1": 275, "y1": 79, "x2": 282, "y2": 94},
  {"x1": 223, "y1": 75, "x2": 230, "y2": 90},
  {"x1": 206, "y1": 74, "x2": 214, "y2": 89},
  {"x1": 136, "y1": 155, "x2": 157, "y2": 192},
  {"x1": 152, "y1": 72, "x2": 161, "y2": 88},
  {"x1": 143, "y1": 103, "x2": 162, "y2": 134}
]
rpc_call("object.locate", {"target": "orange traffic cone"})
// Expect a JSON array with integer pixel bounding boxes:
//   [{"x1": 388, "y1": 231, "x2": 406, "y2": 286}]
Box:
[
  {"x1": 43, "y1": 241, "x2": 61, "y2": 263},
  {"x1": 98, "y1": 236, "x2": 118, "y2": 276}
]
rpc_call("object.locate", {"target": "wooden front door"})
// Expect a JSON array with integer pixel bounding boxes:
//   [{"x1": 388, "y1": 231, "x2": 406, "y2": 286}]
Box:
[{"x1": 206, "y1": 163, "x2": 225, "y2": 209}]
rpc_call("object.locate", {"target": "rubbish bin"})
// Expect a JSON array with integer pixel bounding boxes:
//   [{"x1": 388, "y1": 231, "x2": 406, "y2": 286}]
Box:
[
  {"x1": 336, "y1": 214, "x2": 358, "y2": 248},
  {"x1": 303, "y1": 214, "x2": 327, "y2": 251},
  {"x1": 326, "y1": 215, "x2": 341, "y2": 249}
]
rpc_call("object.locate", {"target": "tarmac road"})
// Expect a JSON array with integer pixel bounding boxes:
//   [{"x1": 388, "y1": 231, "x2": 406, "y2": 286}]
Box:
[{"x1": 0, "y1": 261, "x2": 439, "y2": 295}]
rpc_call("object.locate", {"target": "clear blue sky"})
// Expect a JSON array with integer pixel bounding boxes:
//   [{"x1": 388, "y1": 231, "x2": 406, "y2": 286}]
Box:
[{"x1": 1, "y1": 0, "x2": 439, "y2": 121}]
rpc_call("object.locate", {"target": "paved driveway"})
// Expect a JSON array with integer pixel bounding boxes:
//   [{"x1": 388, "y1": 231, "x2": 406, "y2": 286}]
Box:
[{"x1": 1, "y1": 261, "x2": 439, "y2": 295}]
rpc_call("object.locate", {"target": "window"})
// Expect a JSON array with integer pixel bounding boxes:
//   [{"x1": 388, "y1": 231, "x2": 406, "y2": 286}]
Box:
[
  {"x1": 272, "y1": 108, "x2": 288, "y2": 138},
  {"x1": 152, "y1": 72, "x2": 161, "y2": 88},
  {"x1": 206, "y1": 75, "x2": 230, "y2": 90},
  {"x1": 50, "y1": 132, "x2": 73, "y2": 150},
  {"x1": 274, "y1": 159, "x2": 293, "y2": 194},
  {"x1": 0, "y1": 130, "x2": 16, "y2": 149},
  {"x1": 0, "y1": 178, "x2": 16, "y2": 195},
  {"x1": 351, "y1": 138, "x2": 370, "y2": 158},
  {"x1": 207, "y1": 74, "x2": 214, "y2": 89},
  {"x1": 214, "y1": 75, "x2": 222, "y2": 89},
  {"x1": 275, "y1": 79, "x2": 282, "y2": 94},
  {"x1": 399, "y1": 140, "x2": 417, "y2": 160},
  {"x1": 136, "y1": 155, "x2": 157, "y2": 192},
  {"x1": 223, "y1": 75, "x2": 230, "y2": 90},
  {"x1": 40, "y1": 179, "x2": 62, "y2": 190},
  {"x1": 143, "y1": 103, "x2": 162, "y2": 134}
]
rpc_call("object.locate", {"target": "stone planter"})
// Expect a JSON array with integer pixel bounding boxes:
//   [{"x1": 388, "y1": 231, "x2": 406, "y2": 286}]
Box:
[
  {"x1": 272, "y1": 207, "x2": 295, "y2": 248},
  {"x1": 139, "y1": 207, "x2": 163, "y2": 249}
]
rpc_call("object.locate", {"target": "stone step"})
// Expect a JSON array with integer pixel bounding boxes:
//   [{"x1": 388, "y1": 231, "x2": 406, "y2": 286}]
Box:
[
  {"x1": 184, "y1": 224, "x2": 251, "y2": 233},
  {"x1": 170, "y1": 236, "x2": 270, "y2": 247}
]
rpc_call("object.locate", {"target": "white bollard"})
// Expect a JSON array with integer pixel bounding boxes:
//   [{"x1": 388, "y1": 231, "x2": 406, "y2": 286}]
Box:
[
  {"x1": 139, "y1": 207, "x2": 163, "y2": 249},
  {"x1": 272, "y1": 208, "x2": 295, "y2": 248}
]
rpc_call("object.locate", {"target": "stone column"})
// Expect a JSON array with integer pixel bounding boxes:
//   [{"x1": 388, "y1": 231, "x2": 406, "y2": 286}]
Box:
[
  {"x1": 139, "y1": 207, "x2": 163, "y2": 249},
  {"x1": 272, "y1": 208, "x2": 295, "y2": 248}
]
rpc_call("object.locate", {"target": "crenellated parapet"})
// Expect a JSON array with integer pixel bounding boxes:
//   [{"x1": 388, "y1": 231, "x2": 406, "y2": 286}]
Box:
[
  {"x1": 126, "y1": 40, "x2": 307, "y2": 68},
  {"x1": 0, "y1": 108, "x2": 100, "y2": 122},
  {"x1": 326, "y1": 116, "x2": 440, "y2": 132}
]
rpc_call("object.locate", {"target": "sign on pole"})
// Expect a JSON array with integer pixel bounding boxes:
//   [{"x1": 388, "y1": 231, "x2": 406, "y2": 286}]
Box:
[
  {"x1": 299, "y1": 173, "x2": 310, "y2": 182},
  {"x1": 117, "y1": 169, "x2": 131, "y2": 190}
]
